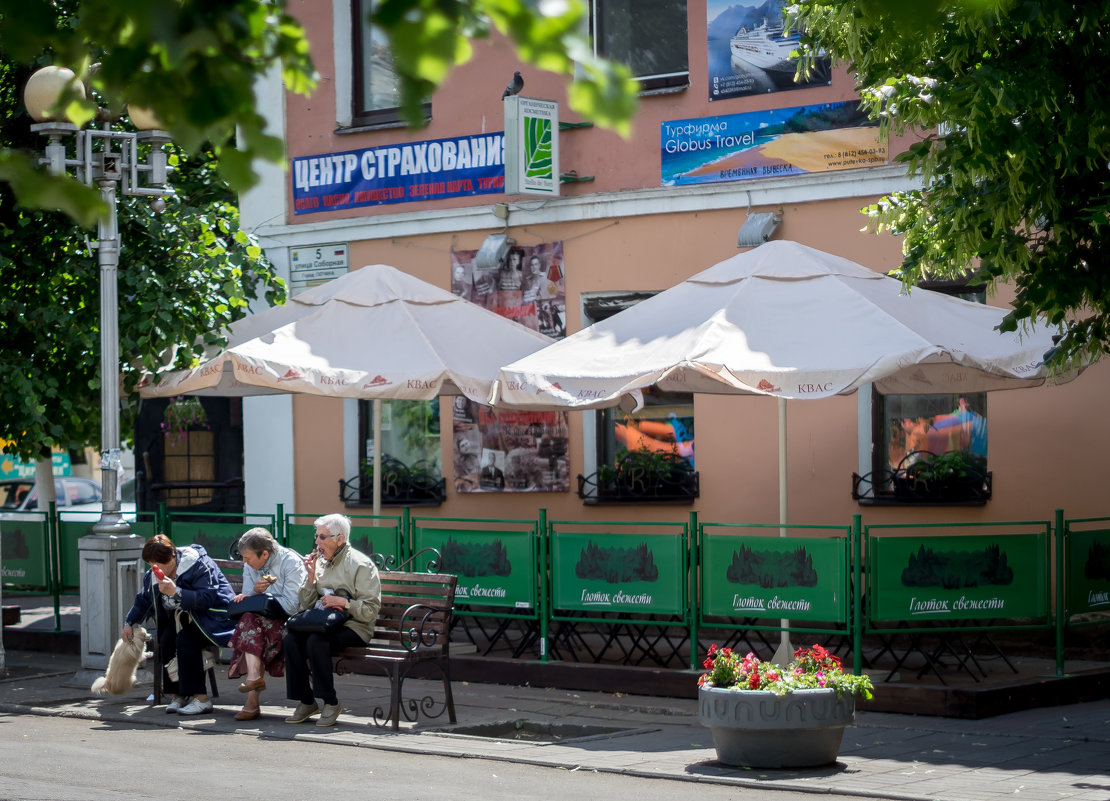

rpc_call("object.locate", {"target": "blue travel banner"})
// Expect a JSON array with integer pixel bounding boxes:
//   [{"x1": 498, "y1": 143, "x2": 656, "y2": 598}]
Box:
[
  {"x1": 661, "y1": 101, "x2": 884, "y2": 187},
  {"x1": 291, "y1": 132, "x2": 506, "y2": 214}
]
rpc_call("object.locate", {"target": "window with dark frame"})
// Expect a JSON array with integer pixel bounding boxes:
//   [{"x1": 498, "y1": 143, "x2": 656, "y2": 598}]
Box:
[
  {"x1": 583, "y1": 292, "x2": 696, "y2": 485},
  {"x1": 870, "y1": 282, "x2": 989, "y2": 491},
  {"x1": 162, "y1": 429, "x2": 216, "y2": 506},
  {"x1": 357, "y1": 399, "x2": 443, "y2": 478},
  {"x1": 592, "y1": 0, "x2": 690, "y2": 91},
  {"x1": 351, "y1": 0, "x2": 430, "y2": 128}
]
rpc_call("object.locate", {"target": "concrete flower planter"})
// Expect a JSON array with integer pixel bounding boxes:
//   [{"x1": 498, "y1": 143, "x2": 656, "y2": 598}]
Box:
[{"x1": 698, "y1": 686, "x2": 855, "y2": 768}]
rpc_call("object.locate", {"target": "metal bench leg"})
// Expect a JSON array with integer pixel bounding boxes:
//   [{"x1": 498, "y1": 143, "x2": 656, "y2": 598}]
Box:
[
  {"x1": 390, "y1": 662, "x2": 402, "y2": 730},
  {"x1": 440, "y1": 656, "x2": 457, "y2": 724}
]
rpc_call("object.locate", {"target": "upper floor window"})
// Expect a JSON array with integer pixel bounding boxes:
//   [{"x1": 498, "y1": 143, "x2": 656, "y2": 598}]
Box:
[
  {"x1": 351, "y1": 0, "x2": 429, "y2": 127},
  {"x1": 592, "y1": 0, "x2": 689, "y2": 91}
]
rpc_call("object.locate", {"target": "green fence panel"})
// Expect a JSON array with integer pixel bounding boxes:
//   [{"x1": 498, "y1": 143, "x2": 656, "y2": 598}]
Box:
[
  {"x1": 167, "y1": 514, "x2": 276, "y2": 562},
  {"x1": 412, "y1": 522, "x2": 538, "y2": 611},
  {"x1": 57, "y1": 518, "x2": 95, "y2": 590},
  {"x1": 0, "y1": 516, "x2": 50, "y2": 590},
  {"x1": 1066, "y1": 526, "x2": 1110, "y2": 616},
  {"x1": 284, "y1": 523, "x2": 317, "y2": 557},
  {"x1": 549, "y1": 526, "x2": 686, "y2": 616},
  {"x1": 869, "y1": 531, "x2": 1048, "y2": 622},
  {"x1": 699, "y1": 530, "x2": 848, "y2": 623},
  {"x1": 130, "y1": 520, "x2": 157, "y2": 539},
  {"x1": 285, "y1": 513, "x2": 403, "y2": 565}
]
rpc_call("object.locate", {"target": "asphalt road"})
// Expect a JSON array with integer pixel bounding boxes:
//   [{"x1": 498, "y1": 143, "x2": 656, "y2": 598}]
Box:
[{"x1": 0, "y1": 714, "x2": 868, "y2": 801}]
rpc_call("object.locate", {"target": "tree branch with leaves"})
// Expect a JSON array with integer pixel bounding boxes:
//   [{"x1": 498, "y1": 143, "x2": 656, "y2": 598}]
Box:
[{"x1": 790, "y1": 0, "x2": 1106, "y2": 368}]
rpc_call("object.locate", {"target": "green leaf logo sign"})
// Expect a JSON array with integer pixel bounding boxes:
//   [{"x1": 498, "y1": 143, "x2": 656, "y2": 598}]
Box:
[{"x1": 523, "y1": 115, "x2": 553, "y2": 182}]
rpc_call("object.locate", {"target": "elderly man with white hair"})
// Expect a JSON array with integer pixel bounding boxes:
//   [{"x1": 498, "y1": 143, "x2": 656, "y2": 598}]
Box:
[{"x1": 282, "y1": 513, "x2": 381, "y2": 727}]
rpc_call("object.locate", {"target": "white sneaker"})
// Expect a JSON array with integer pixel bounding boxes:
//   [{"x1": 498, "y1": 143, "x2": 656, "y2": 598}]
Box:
[
  {"x1": 165, "y1": 695, "x2": 191, "y2": 714},
  {"x1": 177, "y1": 697, "x2": 214, "y2": 716}
]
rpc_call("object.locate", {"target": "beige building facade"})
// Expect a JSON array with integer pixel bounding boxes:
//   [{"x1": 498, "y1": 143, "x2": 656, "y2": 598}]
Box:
[{"x1": 237, "y1": 1, "x2": 1109, "y2": 530}]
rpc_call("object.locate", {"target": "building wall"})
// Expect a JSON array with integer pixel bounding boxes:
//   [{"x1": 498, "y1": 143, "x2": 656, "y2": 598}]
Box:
[{"x1": 238, "y1": 2, "x2": 1110, "y2": 529}]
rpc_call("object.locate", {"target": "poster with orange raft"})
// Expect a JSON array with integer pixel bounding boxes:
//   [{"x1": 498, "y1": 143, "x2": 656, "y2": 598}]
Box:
[
  {"x1": 614, "y1": 417, "x2": 695, "y2": 468},
  {"x1": 661, "y1": 101, "x2": 886, "y2": 188}
]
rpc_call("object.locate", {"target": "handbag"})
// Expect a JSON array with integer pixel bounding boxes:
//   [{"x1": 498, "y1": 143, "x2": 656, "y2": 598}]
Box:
[
  {"x1": 166, "y1": 648, "x2": 218, "y2": 682},
  {"x1": 227, "y1": 593, "x2": 288, "y2": 620},
  {"x1": 284, "y1": 607, "x2": 350, "y2": 634}
]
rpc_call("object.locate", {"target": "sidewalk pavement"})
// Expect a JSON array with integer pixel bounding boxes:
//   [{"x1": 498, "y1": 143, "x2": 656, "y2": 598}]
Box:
[{"x1": 1, "y1": 648, "x2": 1108, "y2": 801}]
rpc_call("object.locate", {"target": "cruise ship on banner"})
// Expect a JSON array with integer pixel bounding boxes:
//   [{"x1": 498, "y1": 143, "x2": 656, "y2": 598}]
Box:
[{"x1": 729, "y1": 21, "x2": 799, "y2": 73}]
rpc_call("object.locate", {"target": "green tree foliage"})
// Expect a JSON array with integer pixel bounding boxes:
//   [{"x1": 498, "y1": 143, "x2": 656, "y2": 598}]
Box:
[
  {"x1": 373, "y1": 0, "x2": 638, "y2": 135},
  {"x1": 0, "y1": 0, "x2": 317, "y2": 223},
  {"x1": 0, "y1": 0, "x2": 638, "y2": 223},
  {"x1": 0, "y1": 60, "x2": 285, "y2": 462},
  {"x1": 790, "y1": 1, "x2": 1109, "y2": 367}
]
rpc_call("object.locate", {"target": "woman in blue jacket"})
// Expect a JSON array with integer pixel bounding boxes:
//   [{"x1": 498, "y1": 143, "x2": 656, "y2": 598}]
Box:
[{"x1": 122, "y1": 534, "x2": 234, "y2": 716}]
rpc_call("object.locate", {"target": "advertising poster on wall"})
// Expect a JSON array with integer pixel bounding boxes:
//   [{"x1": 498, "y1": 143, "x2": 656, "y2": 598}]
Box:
[
  {"x1": 450, "y1": 241, "x2": 566, "y2": 338},
  {"x1": 661, "y1": 100, "x2": 885, "y2": 187},
  {"x1": 451, "y1": 399, "x2": 569, "y2": 494},
  {"x1": 706, "y1": 0, "x2": 831, "y2": 102},
  {"x1": 450, "y1": 240, "x2": 569, "y2": 493},
  {"x1": 290, "y1": 132, "x2": 505, "y2": 214}
]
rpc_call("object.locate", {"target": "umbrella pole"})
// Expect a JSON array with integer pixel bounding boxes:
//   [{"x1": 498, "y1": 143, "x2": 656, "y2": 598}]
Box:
[
  {"x1": 772, "y1": 396, "x2": 793, "y2": 666},
  {"x1": 373, "y1": 399, "x2": 382, "y2": 516}
]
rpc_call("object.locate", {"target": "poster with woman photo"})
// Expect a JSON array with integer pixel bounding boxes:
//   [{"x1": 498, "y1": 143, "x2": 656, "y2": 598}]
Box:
[
  {"x1": 706, "y1": 0, "x2": 831, "y2": 102},
  {"x1": 449, "y1": 244, "x2": 569, "y2": 493},
  {"x1": 451, "y1": 241, "x2": 566, "y2": 337}
]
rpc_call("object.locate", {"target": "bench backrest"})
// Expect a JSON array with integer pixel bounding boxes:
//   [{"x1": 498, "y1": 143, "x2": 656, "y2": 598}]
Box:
[
  {"x1": 212, "y1": 558, "x2": 245, "y2": 594},
  {"x1": 214, "y1": 557, "x2": 456, "y2": 653},
  {"x1": 374, "y1": 570, "x2": 457, "y2": 653}
]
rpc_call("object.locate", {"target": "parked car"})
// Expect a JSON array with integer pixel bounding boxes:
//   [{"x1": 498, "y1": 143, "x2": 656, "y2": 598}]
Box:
[{"x1": 0, "y1": 476, "x2": 136, "y2": 521}]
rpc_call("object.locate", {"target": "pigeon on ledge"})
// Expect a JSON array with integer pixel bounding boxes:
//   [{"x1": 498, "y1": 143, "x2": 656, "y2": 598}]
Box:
[{"x1": 501, "y1": 71, "x2": 524, "y2": 100}]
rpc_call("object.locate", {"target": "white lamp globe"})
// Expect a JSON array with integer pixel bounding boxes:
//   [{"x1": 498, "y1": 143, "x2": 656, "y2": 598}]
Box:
[{"x1": 24, "y1": 66, "x2": 85, "y2": 122}]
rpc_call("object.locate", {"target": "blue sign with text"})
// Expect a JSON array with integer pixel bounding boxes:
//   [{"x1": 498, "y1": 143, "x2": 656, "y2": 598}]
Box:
[{"x1": 291, "y1": 132, "x2": 506, "y2": 214}]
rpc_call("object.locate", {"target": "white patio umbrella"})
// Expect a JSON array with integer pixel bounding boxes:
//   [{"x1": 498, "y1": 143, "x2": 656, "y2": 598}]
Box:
[
  {"x1": 492, "y1": 239, "x2": 1080, "y2": 661},
  {"x1": 140, "y1": 264, "x2": 553, "y2": 513}
]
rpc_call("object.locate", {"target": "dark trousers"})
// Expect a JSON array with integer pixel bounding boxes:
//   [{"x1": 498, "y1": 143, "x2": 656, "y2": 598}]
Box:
[
  {"x1": 158, "y1": 615, "x2": 209, "y2": 697},
  {"x1": 283, "y1": 626, "x2": 363, "y2": 706}
]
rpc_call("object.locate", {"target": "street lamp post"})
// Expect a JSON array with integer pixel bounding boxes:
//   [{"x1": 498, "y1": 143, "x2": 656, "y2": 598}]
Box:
[{"x1": 24, "y1": 66, "x2": 174, "y2": 669}]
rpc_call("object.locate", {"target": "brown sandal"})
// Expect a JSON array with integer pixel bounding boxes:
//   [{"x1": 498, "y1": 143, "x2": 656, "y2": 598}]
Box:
[
  {"x1": 238, "y1": 678, "x2": 266, "y2": 693},
  {"x1": 234, "y1": 709, "x2": 261, "y2": 721}
]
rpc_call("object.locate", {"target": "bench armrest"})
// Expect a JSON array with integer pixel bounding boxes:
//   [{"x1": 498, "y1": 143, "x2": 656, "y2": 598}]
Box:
[{"x1": 398, "y1": 602, "x2": 447, "y2": 651}]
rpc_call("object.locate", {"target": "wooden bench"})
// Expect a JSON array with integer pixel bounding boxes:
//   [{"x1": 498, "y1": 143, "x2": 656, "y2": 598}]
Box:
[
  {"x1": 155, "y1": 552, "x2": 457, "y2": 729},
  {"x1": 333, "y1": 552, "x2": 458, "y2": 730}
]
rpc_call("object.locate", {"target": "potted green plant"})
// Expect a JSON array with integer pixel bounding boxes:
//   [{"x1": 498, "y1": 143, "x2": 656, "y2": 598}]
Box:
[
  {"x1": 344, "y1": 456, "x2": 446, "y2": 506},
  {"x1": 581, "y1": 445, "x2": 698, "y2": 502},
  {"x1": 895, "y1": 450, "x2": 990, "y2": 502},
  {"x1": 697, "y1": 643, "x2": 873, "y2": 768}
]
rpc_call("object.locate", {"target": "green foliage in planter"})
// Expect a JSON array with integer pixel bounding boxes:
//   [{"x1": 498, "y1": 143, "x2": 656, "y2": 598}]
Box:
[
  {"x1": 359, "y1": 455, "x2": 443, "y2": 503},
  {"x1": 597, "y1": 445, "x2": 693, "y2": 491},
  {"x1": 907, "y1": 449, "x2": 985, "y2": 485}
]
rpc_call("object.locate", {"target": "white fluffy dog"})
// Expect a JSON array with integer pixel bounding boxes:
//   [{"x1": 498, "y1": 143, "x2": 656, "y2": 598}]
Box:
[{"x1": 91, "y1": 625, "x2": 152, "y2": 695}]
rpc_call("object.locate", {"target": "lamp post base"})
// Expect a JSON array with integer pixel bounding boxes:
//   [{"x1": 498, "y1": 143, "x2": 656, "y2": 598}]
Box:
[{"x1": 77, "y1": 534, "x2": 144, "y2": 670}]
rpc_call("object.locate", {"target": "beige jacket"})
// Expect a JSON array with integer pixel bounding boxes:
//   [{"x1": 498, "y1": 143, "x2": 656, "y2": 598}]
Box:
[{"x1": 296, "y1": 542, "x2": 381, "y2": 643}]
